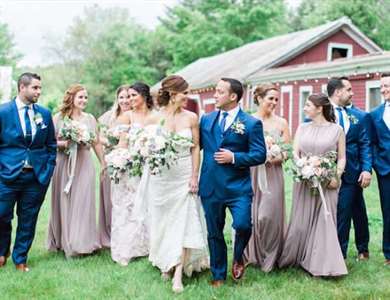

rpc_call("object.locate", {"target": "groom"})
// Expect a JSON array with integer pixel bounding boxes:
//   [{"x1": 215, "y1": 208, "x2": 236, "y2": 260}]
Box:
[
  {"x1": 0, "y1": 72, "x2": 56, "y2": 272},
  {"x1": 199, "y1": 78, "x2": 266, "y2": 286}
]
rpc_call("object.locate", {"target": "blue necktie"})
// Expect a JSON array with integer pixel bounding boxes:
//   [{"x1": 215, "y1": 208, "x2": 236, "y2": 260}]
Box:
[
  {"x1": 336, "y1": 107, "x2": 344, "y2": 130},
  {"x1": 24, "y1": 106, "x2": 32, "y2": 145},
  {"x1": 219, "y1": 111, "x2": 228, "y2": 132}
]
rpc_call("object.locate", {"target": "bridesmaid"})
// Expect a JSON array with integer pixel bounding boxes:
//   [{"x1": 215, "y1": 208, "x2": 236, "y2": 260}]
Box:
[
  {"x1": 47, "y1": 84, "x2": 105, "y2": 258},
  {"x1": 278, "y1": 93, "x2": 347, "y2": 277},
  {"x1": 243, "y1": 83, "x2": 290, "y2": 272},
  {"x1": 110, "y1": 82, "x2": 154, "y2": 266},
  {"x1": 97, "y1": 85, "x2": 131, "y2": 249}
]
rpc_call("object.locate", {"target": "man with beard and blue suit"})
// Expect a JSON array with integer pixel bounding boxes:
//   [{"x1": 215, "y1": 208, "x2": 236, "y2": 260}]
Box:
[
  {"x1": 199, "y1": 78, "x2": 266, "y2": 286},
  {"x1": 370, "y1": 72, "x2": 390, "y2": 265},
  {"x1": 328, "y1": 77, "x2": 372, "y2": 261},
  {"x1": 0, "y1": 73, "x2": 56, "y2": 272}
]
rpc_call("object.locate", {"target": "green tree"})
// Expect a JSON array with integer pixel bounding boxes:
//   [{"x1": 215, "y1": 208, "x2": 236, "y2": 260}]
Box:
[
  {"x1": 159, "y1": 0, "x2": 288, "y2": 71},
  {"x1": 291, "y1": 0, "x2": 390, "y2": 50},
  {"x1": 44, "y1": 5, "x2": 170, "y2": 116},
  {"x1": 0, "y1": 22, "x2": 21, "y2": 67}
]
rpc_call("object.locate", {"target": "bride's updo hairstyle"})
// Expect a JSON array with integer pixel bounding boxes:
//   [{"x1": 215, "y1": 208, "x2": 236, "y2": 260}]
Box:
[
  {"x1": 308, "y1": 93, "x2": 336, "y2": 123},
  {"x1": 157, "y1": 75, "x2": 189, "y2": 107}
]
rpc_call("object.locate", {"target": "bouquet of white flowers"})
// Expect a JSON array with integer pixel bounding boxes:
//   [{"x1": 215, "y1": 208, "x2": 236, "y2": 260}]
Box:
[
  {"x1": 105, "y1": 147, "x2": 143, "y2": 184},
  {"x1": 99, "y1": 124, "x2": 129, "y2": 153},
  {"x1": 59, "y1": 116, "x2": 96, "y2": 154},
  {"x1": 264, "y1": 135, "x2": 292, "y2": 162},
  {"x1": 134, "y1": 125, "x2": 193, "y2": 175},
  {"x1": 290, "y1": 151, "x2": 337, "y2": 188}
]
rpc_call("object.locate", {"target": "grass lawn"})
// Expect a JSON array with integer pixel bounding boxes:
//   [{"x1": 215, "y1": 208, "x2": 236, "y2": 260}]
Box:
[{"x1": 0, "y1": 170, "x2": 389, "y2": 300}]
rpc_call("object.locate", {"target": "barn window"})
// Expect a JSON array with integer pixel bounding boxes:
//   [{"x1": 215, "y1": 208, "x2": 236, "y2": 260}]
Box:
[
  {"x1": 299, "y1": 86, "x2": 313, "y2": 123},
  {"x1": 365, "y1": 80, "x2": 382, "y2": 111},
  {"x1": 327, "y1": 43, "x2": 353, "y2": 61}
]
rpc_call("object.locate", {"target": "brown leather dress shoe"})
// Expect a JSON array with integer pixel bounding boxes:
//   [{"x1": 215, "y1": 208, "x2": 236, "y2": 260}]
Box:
[
  {"x1": 15, "y1": 264, "x2": 30, "y2": 272},
  {"x1": 356, "y1": 252, "x2": 369, "y2": 261},
  {"x1": 384, "y1": 259, "x2": 390, "y2": 266},
  {"x1": 210, "y1": 280, "x2": 225, "y2": 288},
  {"x1": 232, "y1": 261, "x2": 245, "y2": 281}
]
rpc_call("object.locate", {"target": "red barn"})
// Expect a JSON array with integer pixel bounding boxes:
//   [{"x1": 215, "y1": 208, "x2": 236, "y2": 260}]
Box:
[{"x1": 153, "y1": 17, "x2": 390, "y2": 133}]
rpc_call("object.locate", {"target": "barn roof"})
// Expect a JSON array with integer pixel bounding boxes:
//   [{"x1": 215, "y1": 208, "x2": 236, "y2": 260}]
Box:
[
  {"x1": 152, "y1": 17, "x2": 382, "y2": 91},
  {"x1": 247, "y1": 51, "x2": 390, "y2": 84}
]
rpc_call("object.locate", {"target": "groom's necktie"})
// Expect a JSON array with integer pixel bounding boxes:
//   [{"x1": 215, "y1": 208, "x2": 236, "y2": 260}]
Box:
[
  {"x1": 219, "y1": 111, "x2": 229, "y2": 132},
  {"x1": 336, "y1": 107, "x2": 344, "y2": 131},
  {"x1": 24, "y1": 105, "x2": 32, "y2": 145}
]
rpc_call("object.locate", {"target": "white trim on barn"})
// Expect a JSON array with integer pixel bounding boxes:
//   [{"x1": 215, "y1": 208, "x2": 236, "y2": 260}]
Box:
[
  {"x1": 365, "y1": 80, "x2": 382, "y2": 111},
  {"x1": 299, "y1": 86, "x2": 313, "y2": 123},
  {"x1": 327, "y1": 42, "x2": 353, "y2": 61},
  {"x1": 321, "y1": 84, "x2": 328, "y2": 94},
  {"x1": 281, "y1": 85, "x2": 293, "y2": 133}
]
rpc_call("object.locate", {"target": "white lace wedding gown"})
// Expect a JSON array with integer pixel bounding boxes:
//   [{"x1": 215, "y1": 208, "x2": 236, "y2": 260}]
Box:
[{"x1": 148, "y1": 128, "x2": 209, "y2": 276}]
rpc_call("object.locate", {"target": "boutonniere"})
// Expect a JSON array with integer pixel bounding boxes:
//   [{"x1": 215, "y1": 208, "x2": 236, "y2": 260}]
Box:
[
  {"x1": 347, "y1": 114, "x2": 359, "y2": 125},
  {"x1": 33, "y1": 112, "x2": 46, "y2": 128},
  {"x1": 231, "y1": 119, "x2": 245, "y2": 135}
]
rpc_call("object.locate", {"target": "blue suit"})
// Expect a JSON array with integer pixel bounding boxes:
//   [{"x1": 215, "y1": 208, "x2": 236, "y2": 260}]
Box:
[
  {"x1": 0, "y1": 99, "x2": 56, "y2": 264},
  {"x1": 370, "y1": 102, "x2": 390, "y2": 259},
  {"x1": 337, "y1": 105, "x2": 372, "y2": 258},
  {"x1": 199, "y1": 108, "x2": 266, "y2": 280}
]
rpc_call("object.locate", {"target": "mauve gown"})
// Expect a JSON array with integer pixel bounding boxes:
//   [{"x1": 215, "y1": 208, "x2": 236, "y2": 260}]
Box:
[
  {"x1": 47, "y1": 113, "x2": 101, "y2": 257},
  {"x1": 243, "y1": 129, "x2": 285, "y2": 272},
  {"x1": 278, "y1": 122, "x2": 347, "y2": 276},
  {"x1": 97, "y1": 110, "x2": 114, "y2": 248}
]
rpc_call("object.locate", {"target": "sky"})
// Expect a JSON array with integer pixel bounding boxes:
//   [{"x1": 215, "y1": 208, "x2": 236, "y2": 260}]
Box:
[{"x1": 0, "y1": 0, "x2": 301, "y2": 67}]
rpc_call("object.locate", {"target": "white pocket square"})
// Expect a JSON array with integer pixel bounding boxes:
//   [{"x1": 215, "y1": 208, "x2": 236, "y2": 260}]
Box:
[{"x1": 41, "y1": 124, "x2": 47, "y2": 129}]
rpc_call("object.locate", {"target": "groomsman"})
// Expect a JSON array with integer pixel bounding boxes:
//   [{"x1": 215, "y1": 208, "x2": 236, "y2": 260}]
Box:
[
  {"x1": 327, "y1": 77, "x2": 372, "y2": 260},
  {"x1": 0, "y1": 73, "x2": 56, "y2": 271},
  {"x1": 370, "y1": 72, "x2": 390, "y2": 265}
]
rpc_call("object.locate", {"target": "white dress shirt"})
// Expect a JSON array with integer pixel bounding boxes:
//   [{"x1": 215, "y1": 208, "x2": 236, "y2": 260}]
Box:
[
  {"x1": 218, "y1": 105, "x2": 240, "y2": 164},
  {"x1": 219, "y1": 105, "x2": 240, "y2": 131},
  {"x1": 383, "y1": 101, "x2": 390, "y2": 130},
  {"x1": 332, "y1": 102, "x2": 350, "y2": 134},
  {"x1": 15, "y1": 96, "x2": 37, "y2": 139}
]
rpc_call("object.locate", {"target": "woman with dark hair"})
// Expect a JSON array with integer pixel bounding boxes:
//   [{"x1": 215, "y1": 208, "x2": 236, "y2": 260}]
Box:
[
  {"x1": 98, "y1": 85, "x2": 131, "y2": 249},
  {"x1": 143, "y1": 75, "x2": 208, "y2": 293},
  {"x1": 109, "y1": 82, "x2": 155, "y2": 266},
  {"x1": 243, "y1": 83, "x2": 290, "y2": 272},
  {"x1": 278, "y1": 93, "x2": 347, "y2": 276},
  {"x1": 47, "y1": 84, "x2": 105, "y2": 257}
]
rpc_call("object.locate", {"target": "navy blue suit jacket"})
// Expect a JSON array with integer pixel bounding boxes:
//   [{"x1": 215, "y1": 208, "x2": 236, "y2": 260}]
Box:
[
  {"x1": 0, "y1": 99, "x2": 57, "y2": 185},
  {"x1": 199, "y1": 109, "x2": 266, "y2": 199},
  {"x1": 370, "y1": 103, "x2": 390, "y2": 176},
  {"x1": 342, "y1": 106, "x2": 372, "y2": 184}
]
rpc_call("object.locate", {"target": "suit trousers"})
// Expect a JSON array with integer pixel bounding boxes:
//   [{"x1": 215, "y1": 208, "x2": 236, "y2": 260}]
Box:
[
  {"x1": 377, "y1": 172, "x2": 390, "y2": 259},
  {"x1": 0, "y1": 171, "x2": 48, "y2": 264},
  {"x1": 201, "y1": 194, "x2": 252, "y2": 280}
]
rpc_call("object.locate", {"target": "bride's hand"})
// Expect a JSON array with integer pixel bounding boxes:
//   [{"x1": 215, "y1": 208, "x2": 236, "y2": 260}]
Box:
[{"x1": 189, "y1": 177, "x2": 199, "y2": 194}]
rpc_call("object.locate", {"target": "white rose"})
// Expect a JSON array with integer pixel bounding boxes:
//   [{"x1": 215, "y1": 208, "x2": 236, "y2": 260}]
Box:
[{"x1": 301, "y1": 165, "x2": 315, "y2": 179}]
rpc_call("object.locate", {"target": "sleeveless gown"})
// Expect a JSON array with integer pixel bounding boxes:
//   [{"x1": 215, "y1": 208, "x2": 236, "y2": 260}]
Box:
[
  {"x1": 243, "y1": 129, "x2": 286, "y2": 272},
  {"x1": 147, "y1": 128, "x2": 209, "y2": 276},
  {"x1": 278, "y1": 122, "x2": 347, "y2": 276},
  {"x1": 110, "y1": 124, "x2": 145, "y2": 266}
]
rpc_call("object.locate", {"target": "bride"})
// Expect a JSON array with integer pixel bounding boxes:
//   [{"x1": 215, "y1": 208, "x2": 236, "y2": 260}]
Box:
[{"x1": 146, "y1": 75, "x2": 209, "y2": 293}]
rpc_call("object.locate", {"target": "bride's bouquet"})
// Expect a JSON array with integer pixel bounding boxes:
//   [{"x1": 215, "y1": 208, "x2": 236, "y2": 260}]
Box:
[
  {"x1": 134, "y1": 125, "x2": 193, "y2": 175},
  {"x1": 59, "y1": 116, "x2": 96, "y2": 154},
  {"x1": 290, "y1": 151, "x2": 337, "y2": 189},
  {"x1": 264, "y1": 135, "x2": 292, "y2": 162}
]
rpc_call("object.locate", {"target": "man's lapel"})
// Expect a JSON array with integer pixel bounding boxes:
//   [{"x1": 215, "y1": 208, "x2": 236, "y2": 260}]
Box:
[
  {"x1": 222, "y1": 108, "x2": 244, "y2": 141},
  {"x1": 11, "y1": 99, "x2": 27, "y2": 145}
]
